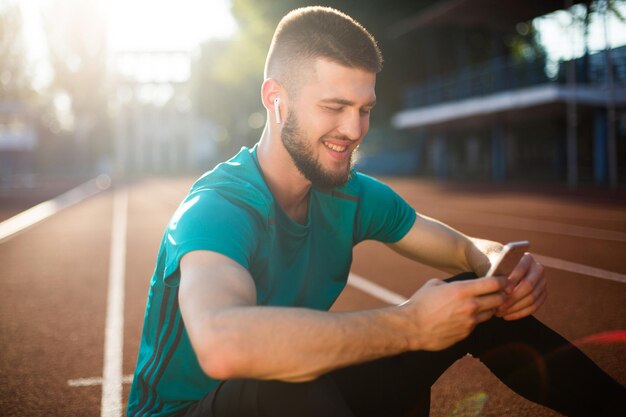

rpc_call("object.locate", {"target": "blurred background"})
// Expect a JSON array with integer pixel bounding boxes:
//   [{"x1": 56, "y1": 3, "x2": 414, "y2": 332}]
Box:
[{"x1": 1, "y1": 0, "x2": 626, "y2": 191}]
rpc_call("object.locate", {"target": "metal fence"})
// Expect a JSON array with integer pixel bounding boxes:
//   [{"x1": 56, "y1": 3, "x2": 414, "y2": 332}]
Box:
[{"x1": 404, "y1": 45, "x2": 626, "y2": 109}]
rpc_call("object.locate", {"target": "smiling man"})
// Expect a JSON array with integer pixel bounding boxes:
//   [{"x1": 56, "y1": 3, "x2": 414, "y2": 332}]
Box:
[{"x1": 127, "y1": 6, "x2": 624, "y2": 417}]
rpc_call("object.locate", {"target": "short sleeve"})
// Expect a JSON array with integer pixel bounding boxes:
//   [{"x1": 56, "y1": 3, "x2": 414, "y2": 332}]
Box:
[
  {"x1": 353, "y1": 174, "x2": 416, "y2": 244},
  {"x1": 162, "y1": 189, "x2": 258, "y2": 286}
]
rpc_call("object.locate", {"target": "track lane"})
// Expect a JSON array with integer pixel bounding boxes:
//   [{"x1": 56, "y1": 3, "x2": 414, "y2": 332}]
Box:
[
  {"x1": 2, "y1": 176, "x2": 625, "y2": 417},
  {"x1": 0, "y1": 190, "x2": 114, "y2": 417}
]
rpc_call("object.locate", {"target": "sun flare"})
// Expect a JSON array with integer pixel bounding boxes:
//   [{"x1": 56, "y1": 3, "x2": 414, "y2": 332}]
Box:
[{"x1": 104, "y1": 0, "x2": 237, "y2": 52}]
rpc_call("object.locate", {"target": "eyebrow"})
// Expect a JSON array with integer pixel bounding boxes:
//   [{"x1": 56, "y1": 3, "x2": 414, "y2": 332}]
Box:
[{"x1": 319, "y1": 98, "x2": 377, "y2": 108}]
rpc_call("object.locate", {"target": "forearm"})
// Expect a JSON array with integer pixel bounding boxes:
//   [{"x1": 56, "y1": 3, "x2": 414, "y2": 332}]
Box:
[
  {"x1": 390, "y1": 213, "x2": 501, "y2": 275},
  {"x1": 190, "y1": 304, "x2": 410, "y2": 382},
  {"x1": 387, "y1": 214, "x2": 468, "y2": 273}
]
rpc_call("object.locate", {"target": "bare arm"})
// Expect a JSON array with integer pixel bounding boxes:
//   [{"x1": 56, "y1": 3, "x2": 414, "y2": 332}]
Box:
[
  {"x1": 387, "y1": 213, "x2": 503, "y2": 276},
  {"x1": 179, "y1": 250, "x2": 507, "y2": 382}
]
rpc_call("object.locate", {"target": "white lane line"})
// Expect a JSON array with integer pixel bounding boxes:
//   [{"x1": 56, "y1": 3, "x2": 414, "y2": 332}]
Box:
[
  {"x1": 347, "y1": 273, "x2": 407, "y2": 305},
  {"x1": 69, "y1": 375, "x2": 133, "y2": 388},
  {"x1": 431, "y1": 208, "x2": 626, "y2": 242},
  {"x1": 101, "y1": 189, "x2": 128, "y2": 417},
  {"x1": 0, "y1": 175, "x2": 111, "y2": 243},
  {"x1": 535, "y1": 254, "x2": 626, "y2": 284}
]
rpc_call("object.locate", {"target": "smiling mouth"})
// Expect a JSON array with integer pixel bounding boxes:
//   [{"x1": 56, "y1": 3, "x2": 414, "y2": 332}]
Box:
[{"x1": 323, "y1": 141, "x2": 348, "y2": 153}]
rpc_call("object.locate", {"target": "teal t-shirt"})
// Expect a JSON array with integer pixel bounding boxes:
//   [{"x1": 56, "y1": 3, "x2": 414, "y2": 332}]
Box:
[{"x1": 127, "y1": 145, "x2": 417, "y2": 416}]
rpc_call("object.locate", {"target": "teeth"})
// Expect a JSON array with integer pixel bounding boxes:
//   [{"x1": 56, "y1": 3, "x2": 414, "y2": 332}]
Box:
[{"x1": 324, "y1": 142, "x2": 347, "y2": 152}]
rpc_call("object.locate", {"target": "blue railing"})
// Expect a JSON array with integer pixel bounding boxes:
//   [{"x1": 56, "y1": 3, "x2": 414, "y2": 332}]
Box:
[
  {"x1": 403, "y1": 45, "x2": 626, "y2": 109},
  {"x1": 557, "y1": 45, "x2": 626, "y2": 86}
]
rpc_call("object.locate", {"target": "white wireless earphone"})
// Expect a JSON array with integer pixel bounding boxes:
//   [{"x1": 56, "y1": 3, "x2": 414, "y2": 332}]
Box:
[{"x1": 274, "y1": 97, "x2": 282, "y2": 124}]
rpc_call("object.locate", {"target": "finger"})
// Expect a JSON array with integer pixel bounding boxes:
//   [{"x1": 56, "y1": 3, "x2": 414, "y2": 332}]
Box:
[
  {"x1": 506, "y1": 254, "x2": 536, "y2": 294},
  {"x1": 498, "y1": 275, "x2": 546, "y2": 316},
  {"x1": 500, "y1": 261, "x2": 544, "y2": 310},
  {"x1": 475, "y1": 308, "x2": 497, "y2": 324},
  {"x1": 502, "y1": 289, "x2": 548, "y2": 321},
  {"x1": 461, "y1": 275, "x2": 508, "y2": 296},
  {"x1": 506, "y1": 253, "x2": 532, "y2": 293},
  {"x1": 504, "y1": 262, "x2": 544, "y2": 308},
  {"x1": 499, "y1": 276, "x2": 547, "y2": 317},
  {"x1": 475, "y1": 291, "x2": 507, "y2": 312}
]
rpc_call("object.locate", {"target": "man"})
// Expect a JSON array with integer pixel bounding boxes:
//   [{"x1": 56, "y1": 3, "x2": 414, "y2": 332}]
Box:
[{"x1": 128, "y1": 6, "x2": 624, "y2": 417}]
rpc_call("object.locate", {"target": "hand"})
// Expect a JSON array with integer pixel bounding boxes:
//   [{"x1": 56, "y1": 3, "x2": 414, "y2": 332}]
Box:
[
  {"x1": 401, "y1": 276, "x2": 507, "y2": 351},
  {"x1": 496, "y1": 253, "x2": 547, "y2": 321}
]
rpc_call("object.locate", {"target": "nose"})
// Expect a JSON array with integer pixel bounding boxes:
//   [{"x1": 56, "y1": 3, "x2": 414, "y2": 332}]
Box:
[{"x1": 337, "y1": 111, "x2": 364, "y2": 141}]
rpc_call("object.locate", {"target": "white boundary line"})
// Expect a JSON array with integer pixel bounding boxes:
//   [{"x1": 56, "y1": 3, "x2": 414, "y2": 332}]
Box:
[
  {"x1": 535, "y1": 254, "x2": 626, "y2": 284},
  {"x1": 0, "y1": 175, "x2": 111, "y2": 243},
  {"x1": 101, "y1": 189, "x2": 128, "y2": 417},
  {"x1": 69, "y1": 375, "x2": 133, "y2": 388},
  {"x1": 347, "y1": 273, "x2": 407, "y2": 305}
]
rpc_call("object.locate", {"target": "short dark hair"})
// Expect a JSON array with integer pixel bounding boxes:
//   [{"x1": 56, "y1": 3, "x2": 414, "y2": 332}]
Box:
[{"x1": 265, "y1": 6, "x2": 382, "y2": 94}]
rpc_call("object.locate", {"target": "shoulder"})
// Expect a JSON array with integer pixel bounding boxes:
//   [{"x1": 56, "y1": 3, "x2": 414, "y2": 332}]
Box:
[
  {"x1": 186, "y1": 146, "x2": 274, "y2": 224},
  {"x1": 168, "y1": 189, "x2": 259, "y2": 242},
  {"x1": 164, "y1": 186, "x2": 261, "y2": 276},
  {"x1": 342, "y1": 171, "x2": 397, "y2": 200},
  {"x1": 349, "y1": 171, "x2": 416, "y2": 243}
]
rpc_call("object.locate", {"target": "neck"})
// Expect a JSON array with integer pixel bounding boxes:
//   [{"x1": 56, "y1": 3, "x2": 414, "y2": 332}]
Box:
[{"x1": 257, "y1": 125, "x2": 311, "y2": 223}]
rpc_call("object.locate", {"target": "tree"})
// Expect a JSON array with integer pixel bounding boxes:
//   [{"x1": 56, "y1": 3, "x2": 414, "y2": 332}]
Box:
[
  {"x1": 190, "y1": 0, "x2": 277, "y2": 159},
  {"x1": 0, "y1": 2, "x2": 35, "y2": 102},
  {"x1": 40, "y1": 0, "x2": 112, "y2": 174},
  {"x1": 578, "y1": 0, "x2": 625, "y2": 82}
]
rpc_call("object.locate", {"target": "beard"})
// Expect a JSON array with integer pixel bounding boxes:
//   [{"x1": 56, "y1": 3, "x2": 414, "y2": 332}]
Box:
[{"x1": 281, "y1": 110, "x2": 356, "y2": 189}]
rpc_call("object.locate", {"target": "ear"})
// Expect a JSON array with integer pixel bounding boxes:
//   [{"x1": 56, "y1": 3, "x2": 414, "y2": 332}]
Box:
[{"x1": 261, "y1": 78, "x2": 285, "y2": 123}]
